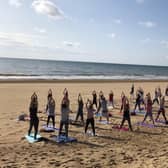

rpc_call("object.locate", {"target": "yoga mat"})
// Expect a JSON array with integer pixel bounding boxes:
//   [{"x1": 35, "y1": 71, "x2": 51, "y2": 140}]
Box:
[
  {"x1": 155, "y1": 119, "x2": 166, "y2": 124},
  {"x1": 112, "y1": 126, "x2": 129, "y2": 131},
  {"x1": 96, "y1": 120, "x2": 111, "y2": 125},
  {"x1": 135, "y1": 122, "x2": 155, "y2": 128},
  {"x1": 25, "y1": 133, "x2": 42, "y2": 143},
  {"x1": 41, "y1": 125, "x2": 59, "y2": 132},
  {"x1": 130, "y1": 110, "x2": 146, "y2": 115},
  {"x1": 51, "y1": 135, "x2": 77, "y2": 143}
]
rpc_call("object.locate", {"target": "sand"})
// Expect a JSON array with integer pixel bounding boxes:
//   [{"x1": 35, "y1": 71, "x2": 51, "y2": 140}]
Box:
[{"x1": 0, "y1": 80, "x2": 168, "y2": 168}]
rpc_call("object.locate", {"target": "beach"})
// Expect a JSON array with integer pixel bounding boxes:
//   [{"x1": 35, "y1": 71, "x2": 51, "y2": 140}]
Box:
[{"x1": 0, "y1": 80, "x2": 168, "y2": 168}]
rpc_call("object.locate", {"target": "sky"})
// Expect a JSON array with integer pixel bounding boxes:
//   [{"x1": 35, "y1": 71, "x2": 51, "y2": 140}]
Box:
[{"x1": 0, "y1": 0, "x2": 168, "y2": 66}]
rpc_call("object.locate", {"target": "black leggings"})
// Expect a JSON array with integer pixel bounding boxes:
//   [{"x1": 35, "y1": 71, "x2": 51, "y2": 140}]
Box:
[
  {"x1": 153, "y1": 98, "x2": 159, "y2": 105},
  {"x1": 28, "y1": 117, "x2": 39, "y2": 139},
  {"x1": 59, "y1": 121, "x2": 69, "y2": 137},
  {"x1": 120, "y1": 117, "x2": 132, "y2": 131},
  {"x1": 75, "y1": 111, "x2": 84, "y2": 122},
  {"x1": 85, "y1": 118, "x2": 95, "y2": 135},
  {"x1": 155, "y1": 109, "x2": 167, "y2": 121},
  {"x1": 47, "y1": 115, "x2": 55, "y2": 127},
  {"x1": 134, "y1": 101, "x2": 141, "y2": 111}
]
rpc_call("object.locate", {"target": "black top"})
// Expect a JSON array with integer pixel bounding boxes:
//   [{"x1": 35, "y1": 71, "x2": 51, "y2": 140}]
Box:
[{"x1": 29, "y1": 106, "x2": 38, "y2": 119}]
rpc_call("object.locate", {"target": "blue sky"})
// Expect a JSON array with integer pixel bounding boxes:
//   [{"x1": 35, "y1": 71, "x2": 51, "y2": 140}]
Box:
[{"x1": 0, "y1": 0, "x2": 168, "y2": 66}]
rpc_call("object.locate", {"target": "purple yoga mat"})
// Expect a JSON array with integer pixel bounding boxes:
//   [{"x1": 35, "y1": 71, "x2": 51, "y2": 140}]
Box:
[
  {"x1": 135, "y1": 122, "x2": 155, "y2": 128},
  {"x1": 112, "y1": 126, "x2": 129, "y2": 131}
]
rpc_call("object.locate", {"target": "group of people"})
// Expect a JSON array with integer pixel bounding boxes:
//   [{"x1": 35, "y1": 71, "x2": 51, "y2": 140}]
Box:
[{"x1": 28, "y1": 85, "x2": 168, "y2": 140}]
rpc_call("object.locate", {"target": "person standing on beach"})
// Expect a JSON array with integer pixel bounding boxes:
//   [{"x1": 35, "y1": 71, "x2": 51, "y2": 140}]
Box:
[
  {"x1": 109, "y1": 90, "x2": 115, "y2": 108},
  {"x1": 28, "y1": 92, "x2": 39, "y2": 140},
  {"x1": 153, "y1": 88, "x2": 160, "y2": 105},
  {"x1": 59, "y1": 89, "x2": 70, "y2": 138},
  {"x1": 46, "y1": 94, "x2": 55, "y2": 128},
  {"x1": 130, "y1": 84, "x2": 134, "y2": 101},
  {"x1": 120, "y1": 92, "x2": 126, "y2": 113},
  {"x1": 142, "y1": 93, "x2": 155, "y2": 125},
  {"x1": 47, "y1": 89, "x2": 52, "y2": 100},
  {"x1": 134, "y1": 90, "x2": 142, "y2": 112},
  {"x1": 120, "y1": 96, "x2": 133, "y2": 131},
  {"x1": 97, "y1": 93, "x2": 109, "y2": 123},
  {"x1": 155, "y1": 96, "x2": 168, "y2": 124},
  {"x1": 92, "y1": 90, "x2": 97, "y2": 109},
  {"x1": 85, "y1": 99, "x2": 96, "y2": 136},
  {"x1": 75, "y1": 93, "x2": 84, "y2": 124}
]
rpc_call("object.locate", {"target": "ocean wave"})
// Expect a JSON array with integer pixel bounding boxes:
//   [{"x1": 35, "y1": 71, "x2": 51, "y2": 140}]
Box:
[{"x1": 0, "y1": 75, "x2": 168, "y2": 80}]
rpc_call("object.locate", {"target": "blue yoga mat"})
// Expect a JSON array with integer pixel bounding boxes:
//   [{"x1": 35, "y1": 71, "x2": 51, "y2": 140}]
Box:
[
  {"x1": 42, "y1": 125, "x2": 59, "y2": 132},
  {"x1": 25, "y1": 133, "x2": 42, "y2": 143},
  {"x1": 130, "y1": 110, "x2": 146, "y2": 115},
  {"x1": 51, "y1": 135, "x2": 77, "y2": 143},
  {"x1": 96, "y1": 120, "x2": 111, "y2": 124}
]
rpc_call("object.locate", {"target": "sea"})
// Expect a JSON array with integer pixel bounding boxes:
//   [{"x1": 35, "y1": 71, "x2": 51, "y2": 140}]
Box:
[{"x1": 0, "y1": 57, "x2": 168, "y2": 80}]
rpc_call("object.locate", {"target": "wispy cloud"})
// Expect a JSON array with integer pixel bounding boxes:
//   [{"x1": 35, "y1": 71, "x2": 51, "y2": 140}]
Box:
[
  {"x1": 63, "y1": 41, "x2": 80, "y2": 48},
  {"x1": 32, "y1": 0, "x2": 64, "y2": 20},
  {"x1": 0, "y1": 31, "x2": 45, "y2": 47},
  {"x1": 8, "y1": 0, "x2": 24, "y2": 8},
  {"x1": 136, "y1": 0, "x2": 145, "y2": 4},
  {"x1": 34, "y1": 27, "x2": 46, "y2": 33},
  {"x1": 113, "y1": 19, "x2": 122, "y2": 24},
  {"x1": 108, "y1": 33, "x2": 116, "y2": 39},
  {"x1": 160, "y1": 40, "x2": 168, "y2": 48},
  {"x1": 138, "y1": 21, "x2": 156, "y2": 28}
]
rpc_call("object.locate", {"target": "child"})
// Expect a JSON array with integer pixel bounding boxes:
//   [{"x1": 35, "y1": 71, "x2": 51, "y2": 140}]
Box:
[
  {"x1": 142, "y1": 93, "x2": 155, "y2": 125},
  {"x1": 120, "y1": 96, "x2": 133, "y2": 131},
  {"x1": 59, "y1": 89, "x2": 70, "y2": 138},
  {"x1": 28, "y1": 92, "x2": 39, "y2": 139},
  {"x1": 46, "y1": 94, "x2": 55, "y2": 128},
  {"x1": 85, "y1": 100, "x2": 96, "y2": 136},
  {"x1": 75, "y1": 93, "x2": 84, "y2": 123},
  {"x1": 155, "y1": 96, "x2": 168, "y2": 123}
]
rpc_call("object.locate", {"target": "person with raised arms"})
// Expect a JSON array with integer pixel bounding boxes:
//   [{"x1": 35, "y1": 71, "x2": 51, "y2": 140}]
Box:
[
  {"x1": 155, "y1": 96, "x2": 168, "y2": 124},
  {"x1": 120, "y1": 96, "x2": 133, "y2": 131},
  {"x1": 46, "y1": 94, "x2": 55, "y2": 128},
  {"x1": 28, "y1": 92, "x2": 39, "y2": 140},
  {"x1": 85, "y1": 99, "x2": 96, "y2": 136},
  {"x1": 59, "y1": 89, "x2": 70, "y2": 138},
  {"x1": 75, "y1": 93, "x2": 84, "y2": 124},
  {"x1": 142, "y1": 93, "x2": 155, "y2": 125}
]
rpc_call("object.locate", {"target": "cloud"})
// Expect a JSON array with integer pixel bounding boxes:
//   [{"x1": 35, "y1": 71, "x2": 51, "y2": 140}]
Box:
[
  {"x1": 0, "y1": 31, "x2": 45, "y2": 47},
  {"x1": 136, "y1": 0, "x2": 145, "y2": 4},
  {"x1": 113, "y1": 19, "x2": 122, "y2": 24},
  {"x1": 63, "y1": 41, "x2": 80, "y2": 48},
  {"x1": 160, "y1": 40, "x2": 168, "y2": 48},
  {"x1": 34, "y1": 27, "x2": 46, "y2": 33},
  {"x1": 8, "y1": 0, "x2": 24, "y2": 8},
  {"x1": 108, "y1": 33, "x2": 116, "y2": 39},
  {"x1": 138, "y1": 21, "x2": 156, "y2": 28},
  {"x1": 32, "y1": 0, "x2": 64, "y2": 20}
]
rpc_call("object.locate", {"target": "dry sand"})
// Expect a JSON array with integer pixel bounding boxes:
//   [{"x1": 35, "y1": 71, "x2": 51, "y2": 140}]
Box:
[{"x1": 0, "y1": 80, "x2": 168, "y2": 168}]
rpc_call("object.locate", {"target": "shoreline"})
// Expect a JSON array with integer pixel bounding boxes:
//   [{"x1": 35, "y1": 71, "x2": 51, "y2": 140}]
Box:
[{"x1": 0, "y1": 79, "x2": 168, "y2": 83}]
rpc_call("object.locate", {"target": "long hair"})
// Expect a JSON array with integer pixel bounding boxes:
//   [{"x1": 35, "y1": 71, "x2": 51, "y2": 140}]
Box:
[{"x1": 30, "y1": 92, "x2": 38, "y2": 109}]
